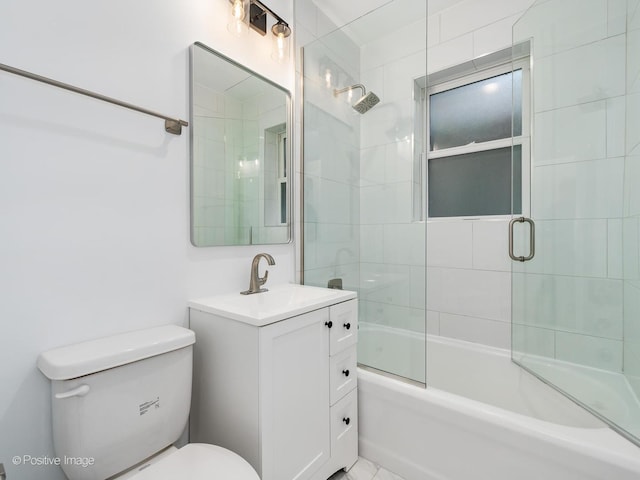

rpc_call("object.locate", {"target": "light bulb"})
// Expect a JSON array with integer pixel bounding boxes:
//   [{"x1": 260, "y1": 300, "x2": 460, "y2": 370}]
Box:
[
  {"x1": 271, "y1": 22, "x2": 291, "y2": 63},
  {"x1": 231, "y1": 0, "x2": 245, "y2": 20},
  {"x1": 276, "y1": 32, "x2": 285, "y2": 61},
  {"x1": 228, "y1": 0, "x2": 248, "y2": 36},
  {"x1": 325, "y1": 69, "x2": 332, "y2": 89}
]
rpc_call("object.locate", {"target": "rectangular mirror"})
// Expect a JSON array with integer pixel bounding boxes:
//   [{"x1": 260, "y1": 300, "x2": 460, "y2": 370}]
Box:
[{"x1": 190, "y1": 42, "x2": 292, "y2": 246}]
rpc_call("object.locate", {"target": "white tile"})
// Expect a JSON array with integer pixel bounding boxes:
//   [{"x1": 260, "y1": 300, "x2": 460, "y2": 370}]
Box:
[
  {"x1": 361, "y1": 18, "x2": 427, "y2": 70},
  {"x1": 427, "y1": 220, "x2": 473, "y2": 268},
  {"x1": 511, "y1": 273, "x2": 623, "y2": 339},
  {"x1": 623, "y1": 216, "x2": 640, "y2": 281},
  {"x1": 439, "y1": 313, "x2": 511, "y2": 348},
  {"x1": 410, "y1": 266, "x2": 426, "y2": 309},
  {"x1": 360, "y1": 263, "x2": 411, "y2": 307},
  {"x1": 512, "y1": 324, "x2": 555, "y2": 357},
  {"x1": 428, "y1": 14, "x2": 441, "y2": 46},
  {"x1": 513, "y1": 219, "x2": 609, "y2": 277},
  {"x1": 513, "y1": 0, "x2": 607, "y2": 58},
  {"x1": 627, "y1": 93, "x2": 640, "y2": 155},
  {"x1": 295, "y1": 0, "x2": 318, "y2": 37},
  {"x1": 608, "y1": 219, "x2": 623, "y2": 279},
  {"x1": 607, "y1": 96, "x2": 626, "y2": 158},
  {"x1": 608, "y1": 0, "x2": 627, "y2": 36},
  {"x1": 426, "y1": 310, "x2": 440, "y2": 334},
  {"x1": 531, "y1": 158, "x2": 624, "y2": 220},
  {"x1": 360, "y1": 184, "x2": 387, "y2": 224},
  {"x1": 473, "y1": 13, "x2": 522, "y2": 59},
  {"x1": 624, "y1": 284, "x2": 640, "y2": 377},
  {"x1": 384, "y1": 223, "x2": 425, "y2": 265},
  {"x1": 628, "y1": 29, "x2": 640, "y2": 94},
  {"x1": 426, "y1": 267, "x2": 443, "y2": 312},
  {"x1": 534, "y1": 35, "x2": 626, "y2": 112},
  {"x1": 361, "y1": 225, "x2": 384, "y2": 263},
  {"x1": 383, "y1": 50, "x2": 427, "y2": 103},
  {"x1": 439, "y1": 0, "x2": 534, "y2": 43},
  {"x1": 555, "y1": 331, "x2": 623, "y2": 372},
  {"x1": 534, "y1": 101, "x2": 607, "y2": 165},
  {"x1": 625, "y1": 156, "x2": 640, "y2": 216},
  {"x1": 361, "y1": 98, "x2": 414, "y2": 150},
  {"x1": 472, "y1": 219, "x2": 510, "y2": 271},
  {"x1": 385, "y1": 140, "x2": 414, "y2": 183},
  {"x1": 360, "y1": 145, "x2": 386, "y2": 186},
  {"x1": 440, "y1": 268, "x2": 511, "y2": 321},
  {"x1": 427, "y1": 33, "x2": 474, "y2": 74}
]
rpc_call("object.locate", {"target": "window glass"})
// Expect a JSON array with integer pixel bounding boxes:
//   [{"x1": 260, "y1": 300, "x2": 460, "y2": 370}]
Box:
[
  {"x1": 428, "y1": 145, "x2": 522, "y2": 217},
  {"x1": 429, "y1": 70, "x2": 522, "y2": 151}
]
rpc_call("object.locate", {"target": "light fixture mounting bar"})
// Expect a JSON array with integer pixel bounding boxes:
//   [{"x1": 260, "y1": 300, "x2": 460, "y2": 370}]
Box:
[{"x1": 249, "y1": 0, "x2": 289, "y2": 36}]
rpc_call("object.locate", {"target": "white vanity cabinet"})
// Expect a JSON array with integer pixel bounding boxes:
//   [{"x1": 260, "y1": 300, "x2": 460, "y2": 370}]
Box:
[{"x1": 189, "y1": 285, "x2": 358, "y2": 480}]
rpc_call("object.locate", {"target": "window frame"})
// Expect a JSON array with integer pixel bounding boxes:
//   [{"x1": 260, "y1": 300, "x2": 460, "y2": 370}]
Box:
[{"x1": 424, "y1": 58, "x2": 531, "y2": 221}]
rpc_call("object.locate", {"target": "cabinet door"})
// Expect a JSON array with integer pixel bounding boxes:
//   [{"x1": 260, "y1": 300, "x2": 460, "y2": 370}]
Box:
[{"x1": 259, "y1": 309, "x2": 330, "y2": 480}]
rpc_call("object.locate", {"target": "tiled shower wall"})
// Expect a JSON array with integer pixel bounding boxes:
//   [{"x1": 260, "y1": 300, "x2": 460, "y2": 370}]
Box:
[
  {"x1": 624, "y1": 0, "x2": 640, "y2": 392},
  {"x1": 512, "y1": 0, "x2": 629, "y2": 372},
  {"x1": 358, "y1": 15, "x2": 427, "y2": 337},
  {"x1": 356, "y1": 0, "x2": 537, "y2": 349},
  {"x1": 300, "y1": 16, "x2": 362, "y2": 290}
]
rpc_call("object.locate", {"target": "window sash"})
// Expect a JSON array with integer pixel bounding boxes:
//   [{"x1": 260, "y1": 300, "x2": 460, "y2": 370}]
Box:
[{"x1": 424, "y1": 58, "x2": 531, "y2": 220}]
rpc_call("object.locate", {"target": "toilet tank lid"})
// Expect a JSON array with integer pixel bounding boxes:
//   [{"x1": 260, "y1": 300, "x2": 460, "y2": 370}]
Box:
[{"x1": 37, "y1": 325, "x2": 195, "y2": 380}]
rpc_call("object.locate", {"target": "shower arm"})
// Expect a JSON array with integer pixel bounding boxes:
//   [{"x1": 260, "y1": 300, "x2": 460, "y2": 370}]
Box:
[{"x1": 334, "y1": 84, "x2": 367, "y2": 97}]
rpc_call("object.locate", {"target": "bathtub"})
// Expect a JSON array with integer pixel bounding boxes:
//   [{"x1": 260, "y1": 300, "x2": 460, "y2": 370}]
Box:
[{"x1": 357, "y1": 324, "x2": 640, "y2": 480}]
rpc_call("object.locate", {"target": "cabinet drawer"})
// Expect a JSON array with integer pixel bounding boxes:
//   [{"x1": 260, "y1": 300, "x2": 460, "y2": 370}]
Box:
[
  {"x1": 330, "y1": 345, "x2": 357, "y2": 406},
  {"x1": 329, "y1": 300, "x2": 358, "y2": 355},
  {"x1": 330, "y1": 388, "x2": 358, "y2": 471}
]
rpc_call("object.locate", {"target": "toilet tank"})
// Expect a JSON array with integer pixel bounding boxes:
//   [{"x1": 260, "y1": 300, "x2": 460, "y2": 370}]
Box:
[{"x1": 37, "y1": 325, "x2": 195, "y2": 480}]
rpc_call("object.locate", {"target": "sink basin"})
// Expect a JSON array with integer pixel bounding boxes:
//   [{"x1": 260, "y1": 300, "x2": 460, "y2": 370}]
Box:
[{"x1": 189, "y1": 283, "x2": 357, "y2": 326}]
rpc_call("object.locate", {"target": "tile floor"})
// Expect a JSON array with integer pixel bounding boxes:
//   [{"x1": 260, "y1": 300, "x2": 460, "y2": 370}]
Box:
[{"x1": 328, "y1": 457, "x2": 405, "y2": 480}]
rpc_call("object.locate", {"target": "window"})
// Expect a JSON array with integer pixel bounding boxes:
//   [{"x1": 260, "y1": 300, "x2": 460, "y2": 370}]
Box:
[
  {"x1": 277, "y1": 131, "x2": 287, "y2": 224},
  {"x1": 423, "y1": 59, "x2": 529, "y2": 219}
]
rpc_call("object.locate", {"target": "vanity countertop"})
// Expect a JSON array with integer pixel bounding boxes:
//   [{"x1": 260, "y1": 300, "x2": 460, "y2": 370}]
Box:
[{"x1": 189, "y1": 283, "x2": 356, "y2": 327}]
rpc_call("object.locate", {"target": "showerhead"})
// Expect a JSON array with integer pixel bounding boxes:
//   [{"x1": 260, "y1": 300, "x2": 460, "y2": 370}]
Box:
[
  {"x1": 352, "y1": 91, "x2": 380, "y2": 114},
  {"x1": 334, "y1": 84, "x2": 380, "y2": 114}
]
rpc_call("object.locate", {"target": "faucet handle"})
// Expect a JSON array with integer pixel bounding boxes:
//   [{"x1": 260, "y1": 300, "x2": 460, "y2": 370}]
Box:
[{"x1": 258, "y1": 269, "x2": 269, "y2": 286}]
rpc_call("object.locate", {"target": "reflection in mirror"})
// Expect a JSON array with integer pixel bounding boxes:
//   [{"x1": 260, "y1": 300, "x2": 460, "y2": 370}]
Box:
[{"x1": 190, "y1": 42, "x2": 291, "y2": 246}]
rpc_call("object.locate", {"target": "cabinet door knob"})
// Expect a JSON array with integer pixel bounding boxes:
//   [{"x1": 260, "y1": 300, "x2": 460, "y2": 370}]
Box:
[
  {"x1": 343, "y1": 417, "x2": 350, "y2": 425},
  {"x1": 342, "y1": 369, "x2": 350, "y2": 377},
  {"x1": 343, "y1": 322, "x2": 351, "y2": 330},
  {"x1": 325, "y1": 321, "x2": 333, "y2": 328}
]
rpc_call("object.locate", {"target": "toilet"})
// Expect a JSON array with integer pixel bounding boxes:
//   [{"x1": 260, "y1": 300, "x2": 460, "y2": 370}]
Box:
[{"x1": 37, "y1": 325, "x2": 259, "y2": 480}]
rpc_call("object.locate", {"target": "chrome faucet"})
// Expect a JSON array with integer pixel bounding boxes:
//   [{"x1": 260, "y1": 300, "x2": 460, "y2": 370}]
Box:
[{"x1": 241, "y1": 253, "x2": 276, "y2": 295}]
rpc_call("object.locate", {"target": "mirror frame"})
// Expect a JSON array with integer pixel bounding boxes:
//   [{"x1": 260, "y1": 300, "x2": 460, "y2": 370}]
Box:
[{"x1": 189, "y1": 41, "x2": 293, "y2": 247}]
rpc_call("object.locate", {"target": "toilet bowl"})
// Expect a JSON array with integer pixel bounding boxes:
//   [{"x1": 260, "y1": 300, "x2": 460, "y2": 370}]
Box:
[
  {"x1": 37, "y1": 325, "x2": 259, "y2": 480},
  {"x1": 115, "y1": 444, "x2": 259, "y2": 480}
]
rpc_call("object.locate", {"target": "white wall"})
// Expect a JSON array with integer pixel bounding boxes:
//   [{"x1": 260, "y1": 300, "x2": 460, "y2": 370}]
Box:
[
  {"x1": 424, "y1": 0, "x2": 536, "y2": 348},
  {"x1": 0, "y1": 1, "x2": 293, "y2": 478},
  {"x1": 624, "y1": 0, "x2": 640, "y2": 396},
  {"x1": 510, "y1": 0, "x2": 628, "y2": 372}
]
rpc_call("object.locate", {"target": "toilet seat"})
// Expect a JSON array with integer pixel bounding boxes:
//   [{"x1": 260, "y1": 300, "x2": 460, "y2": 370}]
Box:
[{"x1": 125, "y1": 444, "x2": 260, "y2": 480}]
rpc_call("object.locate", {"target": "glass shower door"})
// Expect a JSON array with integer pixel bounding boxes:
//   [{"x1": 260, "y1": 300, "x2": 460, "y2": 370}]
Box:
[
  {"x1": 300, "y1": 0, "x2": 427, "y2": 385},
  {"x1": 511, "y1": 0, "x2": 640, "y2": 444}
]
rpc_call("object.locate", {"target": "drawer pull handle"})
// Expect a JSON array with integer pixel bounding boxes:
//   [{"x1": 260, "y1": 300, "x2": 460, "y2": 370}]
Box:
[
  {"x1": 343, "y1": 417, "x2": 350, "y2": 425},
  {"x1": 342, "y1": 369, "x2": 350, "y2": 377},
  {"x1": 325, "y1": 321, "x2": 333, "y2": 329},
  {"x1": 344, "y1": 322, "x2": 351, "y2": 330}
]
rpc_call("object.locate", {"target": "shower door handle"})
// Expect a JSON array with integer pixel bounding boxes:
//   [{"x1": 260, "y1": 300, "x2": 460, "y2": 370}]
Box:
[{"x1": 509, "y1": 217, "x2": 535, "y2": 262}]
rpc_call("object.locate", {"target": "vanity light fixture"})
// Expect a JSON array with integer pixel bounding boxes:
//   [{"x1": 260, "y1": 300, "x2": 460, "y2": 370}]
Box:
[
  {"x1": 247, "y1": 0, "x2": 291, "y2": 62},
  {"x1": 228, "y1": 0, "x2": 248, "y2": 35}
]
